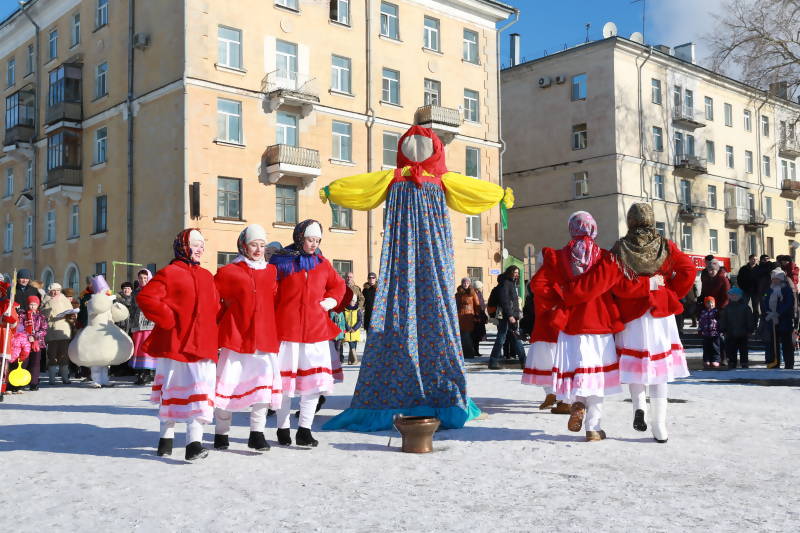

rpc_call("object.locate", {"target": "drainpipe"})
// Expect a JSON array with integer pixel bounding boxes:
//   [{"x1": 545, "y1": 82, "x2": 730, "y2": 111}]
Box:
[
  {"x1": 20, "y1": 1, "x2": 40, "y2": 277},
  {"x1": 126, "y1": 0, "x2": 136, "y2": 281},
  {"x1": 636, "y1": 45, "x2": 653, "y2": 201},
  {"x1": 364, "y1": 0, "x2": 375, "y2": 273},
  {"x1": 755, "y1": 96, "x2": 767, "y2": 255},
  {"x1": 496, "y1": 9, "x2": 519, "y2": 265}
]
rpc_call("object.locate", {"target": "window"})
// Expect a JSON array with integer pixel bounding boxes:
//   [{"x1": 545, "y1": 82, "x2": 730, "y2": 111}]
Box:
[
  {"x1": 423, "y1": 16, "x2": 440, "y2": 51},
  {"x1": 423, "y1": 78, "x2": 441, "y2": 106},
  {"x1": 7, "y1": 58, "x2": 15, "y2": 87},
  {"x1": 708, "y1": 185, "x2": 717, "y2": 209},
  {"x1": 465, "y1": 147, "x2": 480, "y2": 178},
  {"x1": 761, "y1": 115, "x2": 770, "y2": 137},
  {"x1": 47, "y1": 131, "x2": 81, "y2": 170},
  {"x1": 792, "y1": 161, "x2": 798, "y2": 180},
  {"x1": 217, "y1": 26, "x2": 242, "y2": 69},
  {"x1": 729, "y1": 231, "x2": 738, "y2": 254},
  {"x1": 217, "y1": 252, "x2": 238, "y2": 268},
  {"x1": 48, "y1": 30, "x2": 58, "y2": 60},
  {"x1": 3, "y1": 222, "x2": 13, "y2": 252},
  {"x1": 332, "y1": 121, "x2": 352, "y2": 162},
  {"x1": 467, "y1": 266, "x2": 483, "y2": 285},
  {"x1": 94, "y1": 195, "x2": 107, "y2": 233},
  {"x1": 724, "y1": 103, "x2": 732, "y2": 126},
  {"x1": 726, "y1": 145, "x2": 734, "y2": 168},
  {"x1": 743, "y1": 110, "x2": 752, "y2": 131},
  {"x1": 681, "y1": 223, "x2": 692, "y2": 250},
  {"x1": 25, "y1": 161, "x2": 32, "y2": 190},
  {"x1": 571, "y1": 74, "x2": 587, "y2": 101},
  {"x1": 4, "y1": 168, "x2": 13, "y2": 197},
  {"x1": 26, "y1": 45, "x2": 34, "y2": 74},
  {"x1": 330, "y1": 0, "x2": 350, "y2": 25},
  {"x1": 767, "y1": 236, "x2": 775, "y2": 258},
  {"x1": 763, "y1": 155, "x2": 771, "y2": 177},
  {"x1": 276, "y1": 0, "x2": 299, "y2": 10},
  {"x1": 331, "y1": 202, "x2": 352, "y2": 229},
  {"x1": 95, "y1": 262, "x2": 107, "y2": 277},
  {"x1": 704, "y1": 96, "x2": 713, "y2": 120},
  {"x1": 765, "y1": 197, "x2": 773, "y2": 219},
  {"x1": 745, "y1": 150, "x2": 753, "y2": 173},
  {"x1": 652, "y1": 126, "x2": 663, "y2": 152},
  {"x1": 69, "y1": 204, "x2": 79, "y2": 238},
  {"x1": 655, "y1": 222, "x2": 666, "y2": 237},
  {"x1": 276, "y1": 111, "x2": 298, "y2": 146},
  {"x1": 45, "y1": 210, "x2": 56, "y2": 243},
  {"x1": 96, "y1": 0, "x2": 109, "y2": 28},
  {"x1": 463, "y1": 29, "x2": 478, "y2": 63},
  {"x1": 654, "y1": 175, "x2": 665, "y2": 200},
  {"x1": 48, "y1": 64, "x2": 81, "y2": 107},
  {"x1": 381, "y1": 68, "x2": 400, "y2": 104},
  {"x1": 574, "y1": 171, "x2": 589, "y2": 198},
  {"x1": 673, "y1": 131, "x2": 695, "y2": 157},
  {"x1": 65, "y1": 265, "x2": 80, "y2": 292},
  {"x1": 382, "y1": 132, "x2": 399, "y2": 167},
  {"x1": 71, "y1": 13, "x2": 80, "y2": 47},
  {"x1": 332, "y1": 260, "x2": 353, "y2": 278},
  {"x1": 94, "y1": 62, "x2": 108, "y2": 98},
  {"x1": 23, "y1": 216, "x2": 32, "y2": 248},
  {"x1": 748, "y1": 233, "x2": 757, "y2": 256},
  {"x1": 782, "y1": 160, "x2": 789, "y2": 180},
  {"x1": 217, "y1": 98, "x2": 242, "y2": 144},
  {"x1": 93, "y1": 127, "x2": 108, "y2": 164},
  {"x1": 276, "y1": 185, "x2": 297, "y2": 224},
  {"x1": 572, "y1": 123, "x2": 587, "y2": 150},
  {"x1": 651, "y1": 79, "x2": 661, "y2": 104},
  {"x1": 709, "y1": 229, "x2": 718, "y2": 253},
  {"x1": 217, "y1": 177, "x2": 242, "y2": 219},
  {"x1": 706, "y1": 140, "x2": 715, "y2": 164},
  {"x1": 684, "y1": 89, "x2": 694, "y2": 113},
  {"x1": 466, "y1": 214, "x2": 481, "y2": 240},
  {"x1": 788, "y1": 200, "x2": 795, "y2": 223},
  {"x1": 331, "y1": 55, "x2": 351, "y2": 94},
  {"x1": 380, "y1": 2, "x2": 399, "y2": 39},
  {"x1": 463, "y1": 89, "x2": 479, "y2": 122},
  {"x1": 276, "y1": 40, "x2": 298, "y2": 81},
  {"x1": 679, "y1": 179, "x2": 691, "y2": 205}
]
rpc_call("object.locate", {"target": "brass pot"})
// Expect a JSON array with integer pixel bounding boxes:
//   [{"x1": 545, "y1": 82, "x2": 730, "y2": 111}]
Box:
[{"x1": 394, "y1": 416, "x2": 440, "y2": 453}]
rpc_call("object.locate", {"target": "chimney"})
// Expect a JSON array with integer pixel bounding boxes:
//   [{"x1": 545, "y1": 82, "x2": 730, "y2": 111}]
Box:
[
  {"x1": 769, "y1": 81, "x2": 789, "y2": 100},
  {"x1": 654, "y1": 44, "x2": 672, "y2": 55},
  {"x1": 510, "y1": 33, "x2": 520, "y2": 67},
  {"x1": 673, "y1": 42, "x2": 696, "y2": 64}
]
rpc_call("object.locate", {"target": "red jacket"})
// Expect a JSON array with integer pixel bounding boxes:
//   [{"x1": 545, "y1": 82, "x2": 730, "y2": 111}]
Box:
[
  {"x1": 1, "y1": 301, "x2": 19, "y2": 354},
  {"x1": 215, "y1": 262, "x2": 280, "y2": 354},
  {"x1": 529, "y1": 262, "x2": 562, "y2": 343},
  {"x1": 138, "y1": 261, "x2": 220, "y2": 363},
  {"x1": 614, "y1": 241, "x2": 696, "y2": 324},
  {"x1": 274, "y1": 258, "x2": 346, "y2": 343}
]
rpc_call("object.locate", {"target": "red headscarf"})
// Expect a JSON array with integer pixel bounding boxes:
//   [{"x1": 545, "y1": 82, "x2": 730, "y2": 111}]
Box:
[
  {"x1": 392, "y1": 125, "x2": 449, "y2": 187},
  {"x1": 561, "y1": 211, "x2": 601, "y2": 277},
  {"x1": 173, "y1": 228, "x2": 203, "y2": 266}
]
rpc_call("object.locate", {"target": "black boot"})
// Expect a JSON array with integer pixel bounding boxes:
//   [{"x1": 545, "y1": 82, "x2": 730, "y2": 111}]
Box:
[
  {"x1": 156, "y1": 438, "x2": 173, "y2": 456},
  {"x1": 316, "y1": 395, "x2": 326, "y2": 413},
  {"x1": 295, "y1": 427, "x2": 318, "y2": 447},
  {"x1": 214, "y1": 434, "x2": 229, "y2": 450},
  {"x1": 248, "y1": 431, "x2": 270, "y2": 451},
  {"x1": 134, "y1": 372, "x2": 145, "y2": 386},
  {"x1": 633, "y1": 409, "x2": 647, "y2": 432},
  {"x1": 185, "y1": 441, "x2": 208, "y2": 461},
  {"x1": 277, "y1": 428, "x2": 292, "y2": 446}
]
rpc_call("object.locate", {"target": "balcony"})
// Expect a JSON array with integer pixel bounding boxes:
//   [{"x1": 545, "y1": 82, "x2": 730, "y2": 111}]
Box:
[
  {"x1": 3, "y1": 124, "x2": 35, "y2": 146},
  {"x1": 744, "y1": 210, "x2": 768, "y2": 230},
  {"x1": 262, "y1": 71, "x2": 319, "y2": 117},
  {"x1": 786, "y1": 221, "x2": 798, "y2": 236},
  {"x1": 781, "y1": 179, "x2": 800, "y2": 199},
  {"x1": 678, "y1": 201, "x2": 707, "y2": 221},
  {"x1": 672, "y1": 105, "x2": 706, "y2": 129},
  {"x1": 779, "y1": 136, "x2": 800, "y2": 159},
  {"x1": 43, "y1": 167, "x2": 83, "y2": 202},
  {"x1": 673, "y1": 154, "x2": 708, "y2": 177},
  {"x1": 45, "y1": 101, "x2": 82, "y2": 126},
  {"x1": 725, "y1": 206, "x2": 749, "y2": 226},
  {"x1": 262, "y1": 144, "x2": 321, "y2": 187},
  {"x1": 414, "y1": 105, "x2": 462, "y2": 144}
]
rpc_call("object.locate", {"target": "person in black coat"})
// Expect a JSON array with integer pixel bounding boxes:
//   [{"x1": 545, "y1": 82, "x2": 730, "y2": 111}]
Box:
[
  {"x1": 736, "y1": 255, "x2": 759, "y2": 321},
  {"x1": 754, "y1": 254, "x2": 778, "y2": 325},
  {"x1": 14, "y1": 268, "x2": 39, "y2": 308},
  {"x1": 362, "y1": 272, "x2": 377, "y2": 332},
  {"x1": 488, "y1": 265, "x2": 526, "y2": 369}
]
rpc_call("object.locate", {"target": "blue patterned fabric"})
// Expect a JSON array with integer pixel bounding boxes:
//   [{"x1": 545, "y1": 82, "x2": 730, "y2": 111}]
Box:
[{"x1": 324, "y1": 182, "x2": 481, "y2": 431}]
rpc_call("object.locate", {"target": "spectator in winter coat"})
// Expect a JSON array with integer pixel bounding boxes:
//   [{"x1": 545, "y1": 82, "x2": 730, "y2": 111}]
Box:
[
  {"x1": 41, "y1": 283, "x2": 73, "y2": 385},
  {"x1": 777, "y1": 255, "x2": 800, "y2": 286},
  {"x1": 698, "y1": 296, "x2": 721, "y2": 368},
  {"x1": 455, "y1": 278, "x2": 481, "y2": 359},
  {"x1": 519, "y1": 284, "x2": 534, "y2": 341},
  {"x1": 737, "y1": 255, "x2": 760, "y2": 315},
  {"x1": 13, "y1": 269, "x2": 39, "y2": 308},
  {"x1": 488, "y1": 266, "x2": 526, "y2": 369},
  {"x1": 344, "y1": 272, "x2": 365, "y2": 312},
  {"x1": 10, "y1": 295, "x2": 48, "y2": 391},
  {"x1": 719, "y1": 287, "x2": 754, "y2": 369},
  {"x1": 363, "y1": 272, "x2": 377, "y2": 331},
  {"x1": 330, "y1": 310, "x2": 346, "y2": 363},
  {"x1": 129, "y1": 269, "x2": 157, "y2": 385},
  {"x1": 115, "y1": 282, "x2": 133, "y2": 333},
  {"x1": 676, "y1": 283, "x2": 698, "y2": 334},
  {"x1": 761, "y1": 269, "x2": 796, "y2": 369},
  {"x1": 699, "y1": 260, "x2": 730, "y2": 313},
  {"x1": 342, "y1": 293, "x2": 363, "y2": 364},
  {"x1": 471, "y1": 280, "x2": 487, "y2": 356}
]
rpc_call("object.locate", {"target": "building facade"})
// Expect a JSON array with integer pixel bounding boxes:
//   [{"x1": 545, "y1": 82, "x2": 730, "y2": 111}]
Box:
[
  {"x1": 502, "y1": 36, "x2": 800, "y2": 277},
  {"x1": 1, "y1": 0, "x2": 514, "y2": 292}
]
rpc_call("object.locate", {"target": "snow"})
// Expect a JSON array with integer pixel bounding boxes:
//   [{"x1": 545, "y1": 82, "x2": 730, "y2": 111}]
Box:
[{"x1": 1, "y1": 348, "x2": 798, "y2": 532}]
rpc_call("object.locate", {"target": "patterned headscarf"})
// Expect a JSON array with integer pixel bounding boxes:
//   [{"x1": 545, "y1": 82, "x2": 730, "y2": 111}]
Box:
[
  {"x1": 269, "y1": 219, "x2": 324, "y2": 279},
  {"x1": 611, "y1": 203, "x2": 668, "y2": 277},
  {"x1": 173, "y1": 228, "x2": 203, "y2": 266},
  {"x1": 562, "y1": 211, "x2": 601, "y2": 277}
]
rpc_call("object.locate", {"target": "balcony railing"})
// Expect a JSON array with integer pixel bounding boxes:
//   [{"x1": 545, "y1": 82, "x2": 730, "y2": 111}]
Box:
[
  {"x1": 44, "y1": 167, "x2": 82, "y2": 189},
  {"x1": 744, "y1": 210, "x2": 768, "y2": 230},
  {"x1": 262, "y1": 144, "x2": 321, "y2": 186},
  {"x1": 781, "y1": 179, "x2": 800, "y2": 199},
  {"x1": 786, "y1": 221, "x2": 798, "y2": 236},
  {"x1": 45, "y1": 100, "x2": 82, "y2": 125},
  {"x1": 678, "y1": 201, "x2": 707, "y2": 221},
  {"x1": 673, "y1": 154, "x2": 708, "y2": 176},
  {"x1": 414, "y1": 105, "x2": 462, "y2": 144},
  {"x1": 263, "y1": 71, "x2": 319, "y2": 115},
  {"x1": 725, "y1": 206, "x2": 749, "y2": 226},
  {"x1": 672, "y1": 105, "x2": 705, "y2": 128},
  {"x1": 3, "y1": 124, "x2": 35, "y2": 147},
  {"x1": 779, "y1": 136, "x2": 800, "y2": 159}
]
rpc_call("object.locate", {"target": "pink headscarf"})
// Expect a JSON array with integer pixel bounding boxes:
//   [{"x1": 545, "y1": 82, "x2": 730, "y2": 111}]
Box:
[{"x1": 563, "y1": 211, "x2": 600, "y2": 277}]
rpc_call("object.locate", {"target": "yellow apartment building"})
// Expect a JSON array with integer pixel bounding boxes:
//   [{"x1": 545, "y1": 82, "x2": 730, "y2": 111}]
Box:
[
  {"x1": 502, "y1": 36, "x2": 800, "y2": 278},
  {"x1": 0, "y1": 0, "x2": 516, "y2": 292}
]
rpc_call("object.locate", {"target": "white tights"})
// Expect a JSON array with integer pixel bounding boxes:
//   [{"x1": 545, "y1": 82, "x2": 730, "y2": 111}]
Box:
[
  {"x1": 214, "y1": 403, "x2": 269, "y2": 435},
  {"x1": 275, "y1": 393, "x2": 320, "y2": 430},
  {"x1": 576, "y1": 395, "x2": 604, "y2": 431},
  {"x1": 159, "y1": 419, "x2": 204, "y2": 446},
  {"x1": 629, "y1": 383, "x2": 668, "y2": 411}
]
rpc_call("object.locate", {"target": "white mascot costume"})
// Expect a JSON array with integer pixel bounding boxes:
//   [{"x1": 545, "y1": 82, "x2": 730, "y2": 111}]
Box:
[{"x1": 68, "y1": 275, "x2": 134, "y2": 387}]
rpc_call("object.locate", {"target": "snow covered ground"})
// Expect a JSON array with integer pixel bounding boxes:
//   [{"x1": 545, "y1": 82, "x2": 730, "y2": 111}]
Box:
[{"x1": 1, "y1": 347, "x2": 798, "y2": 532}]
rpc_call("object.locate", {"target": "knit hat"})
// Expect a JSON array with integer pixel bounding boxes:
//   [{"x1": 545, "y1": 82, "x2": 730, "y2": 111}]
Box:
[
  {"x1": 303, "y1": 222, "x2": 322, "y2": 239},
  {"x1": 27, "y1": 294, "x2": 40, "y2": 306},
  {"x1": 728, "y1": 287, "x2": 743, "y2": 297},
  {"x1": 704, "y1": 296, "x2": 716, "y2": 304},
  {"x1": 18, "y1": 268, "x2": 33, "y2": 279},
  {"x1": 48, "y1": 282, "x2": 62, "y2": 291},
  {"x1": 237, "y1": 224, "x2": 268, "y2": 259}
]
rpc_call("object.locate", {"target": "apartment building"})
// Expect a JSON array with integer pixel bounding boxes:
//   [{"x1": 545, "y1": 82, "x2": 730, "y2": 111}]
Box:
[
  {"x1": 0, "y1": 0, "x2": 515, "y2": 291},
  {"x1": 502, "y1": 36, "x2": 800, "y2": 276}
]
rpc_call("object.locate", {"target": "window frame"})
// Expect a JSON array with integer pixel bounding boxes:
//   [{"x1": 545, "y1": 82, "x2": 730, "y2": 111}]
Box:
[
  {"x1": 463, "y1": 88, "x2": 479, "y2": 123},
  {"x1": 463, "y1": 29, "x2": 479, "y2": 64},
  {"x1": 681, "y1": 223, "x2": 693, "y2": 250},
  {"x1": 706, "y1": 140, "x2": 715, "y2": 164},
  {"x1": 331, "y1": 120, "x2": 353, "y2": 162},
  {"x1": 763, "y1": 155, "x2": 771, "y2": 177},
  {"x1": 276, "y1": 184, "x2": 298, "y2": 224},
  {"x1": 653, "y1": 174, "x2": 665, "y2": 200},
  {"x1": 69, "y1": 204, "x2": 79, "y2": 238},
  {"x1": 48, "y1": 29, "x2": 58, "y2": 60},
  {"x1": 4, "y1": 222, "x2": 13, "y2": 253},
  {"x1": 744, "y1": 110, "x2": 752, "y2": 132},
  {"x1": 709, "y1": 229, "x2": 719, "y2": 253},
  {"x1": 652, "y1": 126, "x2": 663, "y2": 152},
  {"x1": 45, "y1": 209, "x2": 56, "y2": 244},
  {"x1": 651, "y1": 78, "x2": 661, "y2": 104},
  {"x1": 7, "y1": 58, "x2": 15, "y2": 87},
  {"x1": 761, "y1": 115, "x2": 770, "y2": 137},
  {"x1": 330, "y1": 201, "x2": 353, "y2": 230},
  {"x1": 23, "y1": 215, "x2": 33, "y2": 248},
  {"x1": 330, "y1": 0, "x2": 350, "y2": 25},
  {"x1": 216, "y1": 176, "x2": 242, "y2": 220},
  {"x1": 276, "y1": 111, "x2": 299, "y2": 147},
  {"x1": 380, "y1": 2, "x2": 399, "y2": 40},
  {"x1": 382, "y1": 131, "x2": 399, "y2": 167},
  {"x1": 571, "y1": 123, "x2": 587, "y2": 150},
  {"x1": 275, "y1": 39, "x2": 299, "y2": 82},
  {"x1": 381, "y1": 67, "x2": 400, "y2": 104},
  {"x1": 94, "y1": 62, "x2": 108, "y2": 99},
  {"x1": 708, "y1": 184, "x2": 718, "y2": 209},
  {"x1": 71, "y1": 12, "x2": 81, "y2": 47},
  {"x1": 96, "y1": 0, "x2": 109, "y2": 28},
  {"x1": 217, "y1": 25, "x2": 243, "y2": 70},
  {"x1": 94, "y1": 195, "x2": 108, "y2": 234},
  {"x1": 217, "y1": 98, "x2": 243, "y2": 144},
  {"x1": 331, "y1": 54, "x2": 352, "y2": 94},
  {"x1": 94, "y1": 126, "x2": 108, "y2": 165},
  {"x1": 704, "y1": 96, "x2": 713, "y2": 120},
  {"x1": 745, "y1": 150, "x2": 753, "y2": 174},
  {"x1": 728, "y1": 231, "x2": 738, "y2": 255},
  {"x1": 726, "y1": 145, "x2": 734, "y2": 168},
  {"x1": 465, "y1": 147, "x2": 480, "y2": 178},
  {"x1": 573, "y1": 171, "x2": 589, "y2": 199},
  {"x1": 723, "y1": 102, "x2": 733, "y2": 127},
  {"x1": 571, "y1": 73, "x2": 587, "y2": 101},
  {"x1": 423, "y1": 78, "x2": 441, "y2": 106},
  {"x1": 423, "y1": 16, "x2": 441, "y2": 52},
  {"x1": 466, "y1": 214, "x2": 481, "y2": 241}
]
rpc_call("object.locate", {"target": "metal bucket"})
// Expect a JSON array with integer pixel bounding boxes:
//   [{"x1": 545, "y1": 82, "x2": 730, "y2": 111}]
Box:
[{"x1": 394, "y1": 416, "x2": 440, "y2": 453}]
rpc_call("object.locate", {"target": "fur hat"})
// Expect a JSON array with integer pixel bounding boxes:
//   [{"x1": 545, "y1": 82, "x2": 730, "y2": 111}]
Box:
[{"x1": 48, "y1": 282, "x2": 62, "y2": 291}]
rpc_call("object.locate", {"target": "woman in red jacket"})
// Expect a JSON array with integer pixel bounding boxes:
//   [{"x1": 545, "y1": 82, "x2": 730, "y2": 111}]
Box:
[
  {"x1": 611, "y1": 203, "x2": 694, "y2": 443},
  {"x1": 213, "y1": 224, "x2": 282, "y2": 453},
  {"x1": 269, "y1": 220, "x2": 345, "y2": 447},
  {"x1": 138, "y1": 229, "x2": 220, "y2": 461}
]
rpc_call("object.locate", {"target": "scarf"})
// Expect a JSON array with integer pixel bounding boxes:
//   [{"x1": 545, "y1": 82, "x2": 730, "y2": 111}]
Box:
[
  {"x1": 611, "y1": 203, "x2": 668, "y2": 278},
  {"x1": 392, "y1": 125, "x2": 449, "y2": 187},
  {"x1": 172, "y1": 228, "x2": 201, "y2": 266},
  {"x1": 560, "y1": 211, "x2": 601, "y2": 277},
  {"x1": 269, "y1": 219, "x2": 324, "y2": 280}
]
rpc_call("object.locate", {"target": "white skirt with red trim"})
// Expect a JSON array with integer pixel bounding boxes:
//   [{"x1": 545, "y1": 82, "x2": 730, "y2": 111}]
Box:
[
  {"x1": 615, "y1": 311, "x2": 689, "y2": 385},
  {"x1": 150, "y1": 358, "x2": 216, "y2": 423},
  {"x1": 552, "y1": 332, "x2": 622, "y2": 402},
  {"x1": 278, "y1": 340, "x2": 335, "y2": 397},
  {"x1": 329, "y1": 341, "x2": 344, "y2": 384},
  {"x1": 214, "y1": 348, "x2": 283, "y2": 411},
  {"x1": 521, "y1": 341, "x2": 556, "y2": 387}
]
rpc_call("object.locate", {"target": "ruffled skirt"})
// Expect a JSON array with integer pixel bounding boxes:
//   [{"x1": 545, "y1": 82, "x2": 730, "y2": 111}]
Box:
[
  {"x1": 552, "y1": 332, "x2": 621, "y2": 402},
  {"x1": 215, "y1": 348, "x2": 283, "y2": 411},
  {"x1": 615, "y1": 312, "x2": 690, "y2": 385},
  {"x1": 128, "y1": 330, "x2": 157, "y2": 370},
  {"x1": 521, "y1": 341, "x2": 556, "y2": 387},
  {"x1": 150, "y1": 358, "x2": 216, "y2": 423},
  {"x1": 278, "y1": 340, "x2": 335, "y2": 397}
]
